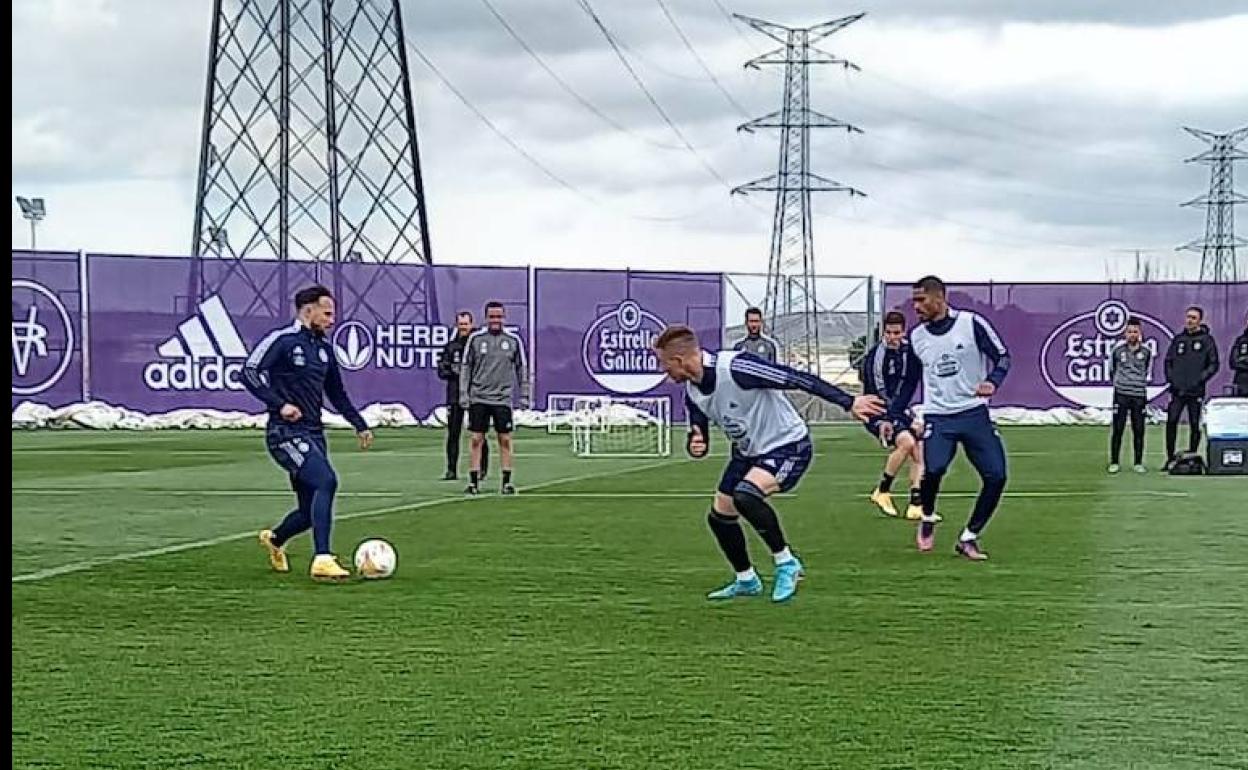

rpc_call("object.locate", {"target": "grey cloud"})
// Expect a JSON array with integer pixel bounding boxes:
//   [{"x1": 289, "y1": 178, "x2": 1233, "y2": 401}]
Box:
[{"x1": 10, "y1": 0, "x2": 1247, "y2": 266}]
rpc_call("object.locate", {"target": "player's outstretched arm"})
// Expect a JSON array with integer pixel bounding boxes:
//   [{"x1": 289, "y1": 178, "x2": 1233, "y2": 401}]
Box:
[
  {"x1": 728, "y1": 352, "x2": 883, "y2": 420},
  {"x1": 685, "y1": 396, "x2": 710, "y2": 459}
]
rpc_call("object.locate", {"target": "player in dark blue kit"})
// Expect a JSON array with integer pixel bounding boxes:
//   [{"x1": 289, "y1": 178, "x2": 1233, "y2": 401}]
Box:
[
  {"x1": 861, "y1": 311, "x2": 927, "y2": 521},
  {"x1": 244, "y1": 285, "x2": 374, "y2": 581}
]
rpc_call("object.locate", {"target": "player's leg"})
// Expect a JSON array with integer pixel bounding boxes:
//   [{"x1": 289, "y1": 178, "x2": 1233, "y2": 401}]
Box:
[
  {"x1": 444, "y1": 403, "x2": 464, "y2": 480},
  {"x1": 259, "y1": 475, "x2": 311, "y2": 573},
  {"x1": 480, "y1": 421, "x2": 490, "y2": 481},
  {"x1": 1109, "y1": 392, "x2": 1128, "y2": 472},
  {"x1": 897, "y1": 430, "x2": 925, "y2": 520},
  {"x1": 298, "y1": 436, "x2": 348, "y2": 580},
  {"x1": 735, "y1": 439, "x2": 812, "y2": 602},
  {"x1": 869, "y1": 421, "x2": 906, "y2": 517},
  {"x1": 918, "y1": 417, "x2": 957, "y2": 552},
  {"x1": 466, "y1": 404, "x2": 489, "y2": 494},
  {"x1": 955, "y1": 413, "x2": 1008, "y2": 561},
  {"x1": 494, "y1": 406, "x2": 517, "y2": 494},
  {"x1": 1185, "y1": 396, "x2": 1203, "y2": 454},
  {"x1": 269, "y1": 434, "x2": 346, "y2": 579},
  {"x1": 1164, "y1": 395, "x2": 1184, "y2": 468},
  {"x1": 705, "y1": 457, "x2": 763, "y2": 599},
  {"x1": 1129, "y1": 395, "x2": 1147, "y2": 470},
  {"x1": 259, "y1": 427, "x2": 313, "y2": 572}
]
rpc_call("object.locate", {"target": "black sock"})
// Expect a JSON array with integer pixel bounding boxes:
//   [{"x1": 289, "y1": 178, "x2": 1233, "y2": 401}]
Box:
[
  {"x1": 707, "y1": 511, "x2": 751, "y2": 573},
  {"x1": 921, "y1": 471, "x2": 944, "y2": 517},
  {"x1": 502, "y1": 469, "x2": 512, "y2": 485},
  {"x1": 731, "y1": 481, "x2": 787, "y2": 553},
  {"x1": 470, "y1": 470, "x2": 479, "y2": 486},
  {"x1": 878, "y1": 473, "x2": 895, "y2": 493},
  {"x1": 909, "y1": 487, "x2": 922, "y2": 506}
]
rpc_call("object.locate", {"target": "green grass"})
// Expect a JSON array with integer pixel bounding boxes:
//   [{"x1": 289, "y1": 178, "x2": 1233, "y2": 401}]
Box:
[{"x1": 11, "y1": 426, "x2": 1248, "y2": 769}]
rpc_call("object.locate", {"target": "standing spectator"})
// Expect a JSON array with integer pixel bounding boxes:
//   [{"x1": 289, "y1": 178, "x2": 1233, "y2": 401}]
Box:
[
  {"x1": 1162, "y1": 306, "x2": 1219, "y2": 469},
  {"x1": 1108, "y1": 317, "x2": 1151, "y2": 474},
  {"x1": 731, "y1": 307, "x2": 779, "y2": 362},
  {"x1": 436, "y1": 311, "x2": 487, "y2": 481},
  {"x1": 460, "y1": 301, "x2": 529, "y2": 496},
  {"x1": 1230, "y1": 311, "x2": 1248, "y2": 397}
]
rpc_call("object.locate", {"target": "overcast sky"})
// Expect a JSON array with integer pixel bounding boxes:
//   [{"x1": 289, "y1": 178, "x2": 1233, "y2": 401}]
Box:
[{"x1": 11, "y1": 0, "x2": 1248, "y2": 283}]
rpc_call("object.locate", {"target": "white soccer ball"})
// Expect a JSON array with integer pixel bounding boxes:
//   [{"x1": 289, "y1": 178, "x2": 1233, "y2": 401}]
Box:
[{"x1": 353, "y1": 538, "x2": 397, "y2": 580}]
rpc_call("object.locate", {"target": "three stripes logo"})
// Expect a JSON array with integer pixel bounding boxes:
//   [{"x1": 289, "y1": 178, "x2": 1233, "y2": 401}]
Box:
[{"x1": 142, "y1": 295, "x2": 250, "y2": 391}]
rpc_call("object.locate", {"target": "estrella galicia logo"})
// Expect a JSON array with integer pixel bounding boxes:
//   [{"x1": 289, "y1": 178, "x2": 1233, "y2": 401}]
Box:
[
  {"x1": 333, "y1": 320, "x2": 373, "y2": 371},
  {"x1": 11, "y1": 279, "x2": 75, "y2": 396},
  {"x1": 581, "y1": 299, "x2": 666, "y2": 394},
  {"x1": 1040, "y1": 299, "x2": 1172, "y2": 408}
]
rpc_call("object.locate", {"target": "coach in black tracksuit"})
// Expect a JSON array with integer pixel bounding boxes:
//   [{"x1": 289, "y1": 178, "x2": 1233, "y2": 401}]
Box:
[
  {"x1": 1231, "y1": 315, "x2": 1248, "y2": 398},
  {"x1": 1163, "y1": 305, "x2": 1219, "y2": 467},
  {"x1": 436, "y1": 312, "x2": 487, "y2": 481}
]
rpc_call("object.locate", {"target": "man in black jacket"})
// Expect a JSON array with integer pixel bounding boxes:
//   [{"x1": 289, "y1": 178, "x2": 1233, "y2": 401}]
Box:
[
  {"x1": 437, "y1": 311, "x2": 487, "y2": 481},
  {"x1": 1231, "y1": 311, "x2": 1248, "y2": 397},
  {"x1": 1163, "y1": 305, "x2": 1220, "y2": 469}
]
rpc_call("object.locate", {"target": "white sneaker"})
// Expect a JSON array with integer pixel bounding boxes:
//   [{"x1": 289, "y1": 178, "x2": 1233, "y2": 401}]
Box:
[
  {"x1": 1108, "y1": 464, "x2": 1121, "y2": 474},
  {"x1": 1133, "y1": 464, "x2": 1147, "y2": 474}
]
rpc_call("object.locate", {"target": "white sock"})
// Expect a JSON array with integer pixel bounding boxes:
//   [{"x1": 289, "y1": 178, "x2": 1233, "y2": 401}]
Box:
[
  {"x1": 772, "y1": 547, "x2": 793, "y2": 565},
  {"x1": 736, "y1": 567, "x2": 758, "y2": 582},
  {"x1": 960, "y1": 529, "x2": 977, "y2": 543}
]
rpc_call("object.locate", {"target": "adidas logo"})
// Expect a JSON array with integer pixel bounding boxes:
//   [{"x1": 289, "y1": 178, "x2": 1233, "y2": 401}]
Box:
[{"x1": 143, "y1": 295, "x2": 250, "y2": 391}]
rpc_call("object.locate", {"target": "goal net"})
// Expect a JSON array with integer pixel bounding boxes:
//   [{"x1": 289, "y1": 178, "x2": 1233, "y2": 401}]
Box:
[{"x1": 567, "y1": 395, "x2": 672, "y2": 458}]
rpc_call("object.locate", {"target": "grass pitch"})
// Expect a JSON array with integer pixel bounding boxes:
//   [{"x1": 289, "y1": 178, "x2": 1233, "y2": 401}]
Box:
[{"x1": 11, "y1": 426, "x2": 1248, "y2": 769}]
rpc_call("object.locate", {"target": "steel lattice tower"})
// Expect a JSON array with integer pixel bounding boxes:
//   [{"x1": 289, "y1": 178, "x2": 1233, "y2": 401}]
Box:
[
  {"x1": 1178, "y1": 125, "x2": 1248, "y2": 283},
  {"x1": 190, "y1": 0, "x2": 434, "y2": 320},
  {"x1": 732, "y1": 13, "x2": 864, "y2": 374}
]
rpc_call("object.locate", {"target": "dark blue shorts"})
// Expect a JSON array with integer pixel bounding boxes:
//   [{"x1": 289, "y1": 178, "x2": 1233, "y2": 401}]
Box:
[
  {"x1": 866, "y1": 413, "x2": 915, "y2": 448},
  {"x1": 266, "y1": 424, "x2": 329, "y2": 477},
  {"x1": 921, "y1": 406, "x2": 1007, "y2": 481},
  {"x1": 718, "y1": 437, "x2": 813, "y2": 495}
]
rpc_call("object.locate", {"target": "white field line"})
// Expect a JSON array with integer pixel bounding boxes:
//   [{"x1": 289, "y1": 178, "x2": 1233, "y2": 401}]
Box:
[{"x1": 12, "y1": 489, "x2": 404, "y2": 497}]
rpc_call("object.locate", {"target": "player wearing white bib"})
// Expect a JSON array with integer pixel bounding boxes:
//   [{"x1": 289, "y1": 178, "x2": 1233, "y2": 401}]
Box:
[
  {"x1": 653, "y1": 326, "x2": 884, "y2": 602},
  {"x1": 909, "y1": 276, "x2": 1011, "y2": 561}
]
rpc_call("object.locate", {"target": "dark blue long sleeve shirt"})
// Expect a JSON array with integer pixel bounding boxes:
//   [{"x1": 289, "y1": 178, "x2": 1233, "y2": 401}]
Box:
[
  {"x1": 861, "y1": 341, "x2": 923, "y2": 418},
  {"x1": 684, "y1": 351, "x2": 855, "y2": 441},
  {"x1": 242, "y1": 322, "x2": 368, "y2": 433}
]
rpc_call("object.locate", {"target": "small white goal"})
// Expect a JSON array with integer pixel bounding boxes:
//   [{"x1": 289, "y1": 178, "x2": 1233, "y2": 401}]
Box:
[{"x1": 564, "y1": 395, "x2": 672, "y2": 458}]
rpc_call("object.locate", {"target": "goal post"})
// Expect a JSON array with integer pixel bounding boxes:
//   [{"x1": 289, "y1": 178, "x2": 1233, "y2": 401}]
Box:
[{"x1": 569, "y1": 395, "x2": 672, "y2": 458}]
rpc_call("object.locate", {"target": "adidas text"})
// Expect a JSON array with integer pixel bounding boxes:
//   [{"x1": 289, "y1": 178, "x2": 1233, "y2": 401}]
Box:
[{"x1": 143, "y1": 357, "x2": 245, "y2": 391}]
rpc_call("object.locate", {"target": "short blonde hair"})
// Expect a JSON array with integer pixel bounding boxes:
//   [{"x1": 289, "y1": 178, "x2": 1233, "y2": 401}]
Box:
[{"x1": 654, "y1": 325, "x2": 699, "y2": 352}]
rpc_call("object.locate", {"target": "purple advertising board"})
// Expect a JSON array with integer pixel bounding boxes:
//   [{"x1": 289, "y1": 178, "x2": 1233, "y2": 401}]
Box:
[
  {"x1": 11, "y1": 251, "x2": 84, "y2": 409},
  {"x1": 533, "y1": 268, "x2": 723, "y2": 418},
  {"x1": 881, "y1": 282, "x2": 1248, "y2": 408},
  {"x1": 84, "y1": 253, "x2": 529, "y2": 418}
]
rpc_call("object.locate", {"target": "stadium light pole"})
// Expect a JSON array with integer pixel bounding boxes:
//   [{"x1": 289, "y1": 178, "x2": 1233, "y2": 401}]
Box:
[{"x1": 15, "y1": 196, "x2": 46, "y2": 250}]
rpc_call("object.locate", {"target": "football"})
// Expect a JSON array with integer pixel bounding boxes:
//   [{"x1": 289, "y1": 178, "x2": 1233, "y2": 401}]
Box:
[{"x1": 353, "y1": 538, "x2": 397, "y2": 580}]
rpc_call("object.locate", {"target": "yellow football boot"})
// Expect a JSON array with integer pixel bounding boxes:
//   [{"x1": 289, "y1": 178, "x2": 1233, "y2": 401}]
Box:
[
  {"x1": 258, "y1": 530, "x2": 289, "y2": 573},
  {"x1": 310, "y1": 554, "x2": 351, "y2": 582},
  {"x1": 869, "y1": 489, "x2": 899, "y2": 517}
]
